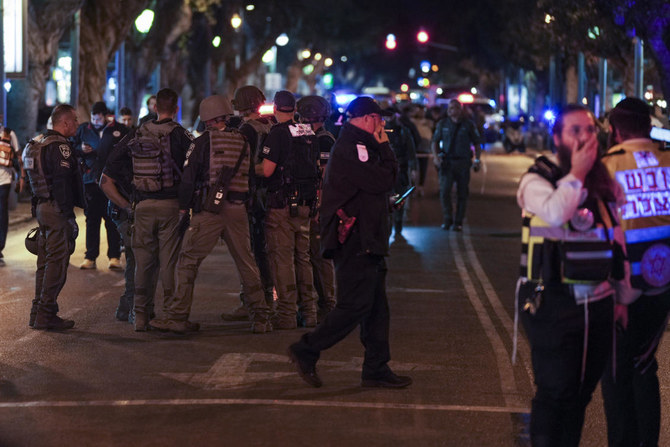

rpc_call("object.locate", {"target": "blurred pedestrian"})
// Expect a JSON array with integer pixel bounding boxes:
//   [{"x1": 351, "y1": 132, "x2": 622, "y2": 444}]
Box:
[
  {"x1": 101, "y1": 88, "x2": 193, "y2": 331},
  {"x1": 138, "y1": 95, "x2": 157, "y2": 127},
  {"x1": 119, "y1": 107, "x2": 135, "y2": 131},
  {"x1": 408, "y1": 106, "x2": 434, "y2": 196},
  {"x1": 150, "y1": 95, "x2": 272, "y2": 334},
  {"x1": 517, "y1": 104, "x2": 624, "y2": 445},
  {"x1": 0, "y1": 114, "x2": 21, "y2": 267},
  {"x1": 600, "y1": 97, "x2": 670, "y2": 447},
  {"x1": 24, "y1": 104, "x2": 85, "y2": 330},
  {"x1": 384, "y1": 106, "x2": 416, "y2": 238},
  {"x1": 431, "y1": 100, "x2": 482, "y2": 231},
  {"x1": 288, "y1": 96, "x2": 412, "y2": 389},
  {"x1": 71, "y1": 101, "x2": 126, "y2": 271},
  {"x1": 297, "y1": 95, "x2": 337, "y2": 322},
  {"x1": 260, "y1": 90, "x2": 320, "y2": 329}
]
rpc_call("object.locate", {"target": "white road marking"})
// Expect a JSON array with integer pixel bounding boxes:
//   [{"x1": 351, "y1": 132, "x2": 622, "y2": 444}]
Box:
[
  {"x1": 162, "y1": 353, "x2": 443, "y2": 390},
  {"x1": 452, "y1": 232, "x2": 526, "y2": 408},
  {"x1": 462, "y1": 228, "x2": 534, "y2": 385},
  {"x1": 0, "y1": 398, "x2": 529, "y2": 414},
  {"x1": 388, "y1": 287, "x2": 448, "y2": 294},
  {"x1": 0, "y1": 299, "x2": 23, "y2": 305}
]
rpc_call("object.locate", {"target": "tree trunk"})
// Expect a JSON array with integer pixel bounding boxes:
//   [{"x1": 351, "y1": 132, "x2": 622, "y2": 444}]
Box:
[
  {"x1": 7, "y1": 0, "x2": 84, "y2": 146},
  {"x1": 643, "y1": 12, "x2": 670, "y2": 101},
  {"x1": 565, "y1": 64, "x2": 578, "y2": 104},
  {"x1": 77, "y1": 0, "x2": 151, "y2": 118}
]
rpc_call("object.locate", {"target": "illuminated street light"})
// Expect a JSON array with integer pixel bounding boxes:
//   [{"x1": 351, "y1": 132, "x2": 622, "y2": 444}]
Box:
[
  {"x1": 212, "y1": 36, "x2": 221, "y2": 48},
  {"x1": 471, "y1": 87, "x2": 478, "y2": 94},
  {"x1": 340, "y1": 55, "x2": 348, "y2": 62},
  {"x1": 231, "y1": 13, "x2": 242, "y2": 29},
  {"x1": 314, "y1": 53, "x2": 322, "y2": 61},
  {"x1": 417, "y1": 30, "x2": 429, "y2": 44},
  {"x1": 324, "y1": 58, "x2": 333, "y2": 67},
  {"x1": 301, "y1": 49, "x2": 312, "y2": 59},
  {"x1": 275, "y1": 33, "x2": 289, "y2": 46},
  {"x1": 135, "y1": 9, "x2": 155, "y2": 34},
  {"x1": 544, "y1": 13, "x2": 554, "y2": 24},
  {"x1": 436, "y1": 87, "x2": 443, "y2": 95},
  {"x1": 246, "y1": 4, "x2": 255, "y2": 11},
  {"x1": 262, "y1": 48, "x2": 275, "y2": 63}
]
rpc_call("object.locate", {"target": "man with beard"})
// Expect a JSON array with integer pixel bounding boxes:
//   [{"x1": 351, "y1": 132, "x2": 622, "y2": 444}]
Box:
[
  {"x1": 600, "y1": 97, "x2": 670, "y2": 447},
  {"x1": 72, "y1": 101, "x2": 127, "y2": 271},
  {"x1": 516, "y1": 104, "x2": 624, "y2": 446}
]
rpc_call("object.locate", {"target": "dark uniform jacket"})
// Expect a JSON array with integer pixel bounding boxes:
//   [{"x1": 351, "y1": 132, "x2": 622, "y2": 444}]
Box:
[
  {"x1": 432, "y1": 117, "x2": 480, "y2": 160},
  {"x1": 320, "y1": 122, "x2": 398, "y2": 258},
  {"x1": 41, "y1": 130, "x2": 86, "y2": 217},
  {"x1": 71, "y1": 120, "x2": 128, "y2": 184}
]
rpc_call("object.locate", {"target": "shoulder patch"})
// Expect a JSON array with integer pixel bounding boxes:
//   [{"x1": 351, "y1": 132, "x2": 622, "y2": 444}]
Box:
[
  {"x1": 356, "y1": 143, "x2": 369, "y2": 162},
  {"x1": 262, "y1": 146, "x2": 271, "y2": 155},
  {"x1": 112, "y1": 130, "x2": 121, "y2": 138},
  {"x1": 59, "y1": 144, "x2": 71, "y2": 159}
]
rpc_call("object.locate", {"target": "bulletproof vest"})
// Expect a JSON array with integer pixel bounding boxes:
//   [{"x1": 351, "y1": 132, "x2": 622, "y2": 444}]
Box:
[
  {"x1": 129, "y1": 120, "x2": 179, "y2": 192},
  {"x1": 23, "y1": 134, "x2": 68, "y2": 199},
  {"x1": 244, "y1": 118, "x2": 272, "y2": 162},
  {"x1": 285, "y1": 122, "x2": 319, "y2": 186},
  {"x1": 208, "y1": 128, "x2": 249, "y2": 192},
  {"x1": 0, "y1": 130, "x2": 12, "y2": 167}
]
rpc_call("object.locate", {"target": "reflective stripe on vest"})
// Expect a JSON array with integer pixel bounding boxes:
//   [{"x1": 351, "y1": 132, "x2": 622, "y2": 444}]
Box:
[
  {"x1": 520, "y1": 200, "x2": 614, "y2": 284},
  {"x1": 22, "y1": 134, "x2": 68, "y2": 199},
  {"x1": 208, "y1": 129, "x2": 249, "y2": 192}
]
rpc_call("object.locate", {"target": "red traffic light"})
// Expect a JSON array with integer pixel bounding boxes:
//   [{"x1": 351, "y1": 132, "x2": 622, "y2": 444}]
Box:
[{"x1": 417, "y1": 30, "x2": 429, "y2": 44}]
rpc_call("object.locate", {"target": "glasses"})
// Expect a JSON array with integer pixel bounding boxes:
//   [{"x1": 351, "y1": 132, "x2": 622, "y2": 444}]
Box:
[{"x1": 565, "y1": 125, "x2": 598, "y2": 138}]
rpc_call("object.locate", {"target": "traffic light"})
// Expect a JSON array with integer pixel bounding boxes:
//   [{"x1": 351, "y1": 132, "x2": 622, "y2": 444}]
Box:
[
  {"x1": 417, "y1": 30, "x2": 429, "y2": 44},
  {"x1": 385, "y1": 34, "x2": 397, "y2": 50}
]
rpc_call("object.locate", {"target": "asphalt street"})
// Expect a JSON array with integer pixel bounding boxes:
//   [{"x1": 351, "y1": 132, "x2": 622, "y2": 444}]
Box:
[{"x1": 0, "y1": 151, "x2": 669, "y2": 446}]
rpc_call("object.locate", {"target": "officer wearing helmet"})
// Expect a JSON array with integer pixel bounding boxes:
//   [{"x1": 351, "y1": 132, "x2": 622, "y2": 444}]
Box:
[
  {"x1": 298, "y1": 95, "x2": 337, "y2": 321},
  {"x1": 221, "y1": 85, "x2": 276, "y2": 322},
  {"x1": 150, "y1": 95, "x2": 272, "y2": 334}
]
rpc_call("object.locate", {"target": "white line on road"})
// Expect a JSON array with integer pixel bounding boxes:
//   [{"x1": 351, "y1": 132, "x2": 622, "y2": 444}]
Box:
[
  {"x1": 0, "y1": 299, "x2": 24, "y2": 305},
  {"x1": 388, "y1": 287, "x2": 448, "y2": 294},
  {"x1": 452, "y1": 232, "x2": 526, "y2": 408},
  {"x1": 0, "y1": 398, "x2": 530, "y2": 414}
]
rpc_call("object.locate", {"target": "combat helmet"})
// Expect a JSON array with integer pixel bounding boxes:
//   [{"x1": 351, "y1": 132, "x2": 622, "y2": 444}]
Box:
[
  {"x1": 232, "y1": 86, "x2": 266, "y2": 112},
  {"x1": 199, "y1": 95, "x2": 234, "y2": 122},
  {"x1": 297, "y1": 95, "x2": 331, "y2": 123}
]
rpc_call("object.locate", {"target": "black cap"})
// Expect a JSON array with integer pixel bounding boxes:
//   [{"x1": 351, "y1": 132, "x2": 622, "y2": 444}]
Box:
[
  {"x1": 91, "y1": 101, "x2": 109, "y2": 115},
  {"x1": 273, "y1": 90, "x2": 296, "y2": 112},
  {"x1": 345, "y1": 96, "x2": 393, "y2": 118}
]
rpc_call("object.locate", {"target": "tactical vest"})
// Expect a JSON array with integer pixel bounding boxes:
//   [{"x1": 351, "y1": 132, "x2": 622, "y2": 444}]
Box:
[
  {"x1": 208, "y1": 128, "x2": 249, "y2": 192},
  {"x1": 603, "y1": 142, "x2": 670, "y2": 290},
  {"x1": 0, "y1": 130, "x2": 12, "y2": 167},
  {"x1": 520, "y1": 195, "x2": 615, "y2": 285},
  {"x1": 284, "y1": 122, "x2": 320, "y2": 201},
  {"x1": 244, "y1": 118, "x2": 272, "y2": 162},
  {"x1": 22, "y1": 134, "x2": 68, "y2": 199},
  {"x1": 129, "y1": 120, "x2": 179, "y2": 192}
]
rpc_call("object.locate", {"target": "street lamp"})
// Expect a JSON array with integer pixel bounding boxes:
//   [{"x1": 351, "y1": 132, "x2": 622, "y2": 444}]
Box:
[
  {"x1": 231, "y1": 13, "x2": 242, "y2": 30},
  {"x1": 275, "y1": 33, "x2": 289, "y2": 46},
  {"x1": 324, "y1": 58, "x2": 333, "y2": 67},
  {"x1": 417, "y1": 30, "x2": 429, "y2": 44},
  {"x1": 135, "y1": 9, "x2": 154, "y2": 34}
]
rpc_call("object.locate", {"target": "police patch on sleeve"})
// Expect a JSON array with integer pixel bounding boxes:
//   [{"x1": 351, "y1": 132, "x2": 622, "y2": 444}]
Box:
[
  {"x1": 59, "y1": 144, "x2": 71, "y2": 159},
  {"x1": 356, "y1": 144, "x2": 368, "y2": 162},
  {"x1": 113, "y1": 130, "x2": 121, "y2": 138},
  {"x1": 262, "y1": 146, "x2": 271, "y2": 155}
]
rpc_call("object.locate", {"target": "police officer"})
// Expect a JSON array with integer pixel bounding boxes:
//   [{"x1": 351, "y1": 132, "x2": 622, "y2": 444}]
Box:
[
  {"x1": 297, "y1": 95, "x2": 337, "y2": 321},
  {"x1": 149, "y1": 95, "x2": 272, "y2": 334},
  {"x1": 288, "y1": 96, "x2": 411, "y2": 389},
  {"x1": 431, "y1": 100, "x2": 482, "y2": 231},
  {"x1": 517, "y1": 104, "x2": 624, "y2": 445},
  {"x1": 72, "y1": 101, "x2": 127, "y2": 270},
  {"x1": 260, "y1": 90, "x2": 320, "y2": 329},
  {"x1": 221, "y1": 85, "x2": 275, "y2": 321},
  {"x1": 24, "y1": 104, "x2": 85, "y2": 330},
  {"x1": 600, "y1": 98, "x2": 670, "y2": 447},
  {"x1": 101, "y1": 88, "x2": 193, "y2": 331},
  {"x1": 384, "y1": 106, "x2": 417, "y2": 237}
]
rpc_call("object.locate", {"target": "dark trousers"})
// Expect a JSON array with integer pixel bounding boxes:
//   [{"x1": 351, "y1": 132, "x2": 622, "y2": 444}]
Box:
[
  {"x1": 294, "y1": 234, "x2": 391, "y2": 379},
  {"x1": 248, "y1": 197, "x2": 274, "y2": 301},
  {"x1": 601, "y1": 291, "x2": 670, "y2": 447},
  {"x1": 32, "y1": 201, "x2": 74, "y2": 316},
  {"x1": 114, "y1": 218, "x2": 135, "y2": 311},
  {"x1": 520, "y1": 285, "x2": 613, "y2": 447},
  {"x1": 84, "y1": 183, "x2": 121, "y2": 261},
  {"x1": 438, "y1": 159, "x2": 471, "y2": 226},
  {"x1": 393, "y1": 165, "x2": 410, "y2": 232},
  {"x1": 0, "y1": 183, "x2": 9, "y2": 256}
]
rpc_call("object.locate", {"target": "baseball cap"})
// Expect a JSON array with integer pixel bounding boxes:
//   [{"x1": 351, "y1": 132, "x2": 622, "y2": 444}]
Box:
[
  {"x1": 273, "y1": 90, "x2": 296, "y2": 112},
  {"x1": 91, "y1": 101, "x2": 109, "y2": 115},
  {"x1": 345, "y1": 96, "x2": 394, "y2": 118}
]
